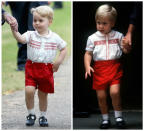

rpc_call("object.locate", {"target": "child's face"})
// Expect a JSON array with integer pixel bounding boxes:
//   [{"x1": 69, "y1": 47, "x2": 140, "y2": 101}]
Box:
[
  {"x1": 96, "y1": 17, "x2": 114, "y2": 34},
  {"x1": 33, "y1": 12, "x2": 52, "y2": 33}
]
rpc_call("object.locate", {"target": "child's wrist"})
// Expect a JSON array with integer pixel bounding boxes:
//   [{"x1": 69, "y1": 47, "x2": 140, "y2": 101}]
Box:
[{"x1": 54, "y1": 61, "x2": 61, "y2": 66}]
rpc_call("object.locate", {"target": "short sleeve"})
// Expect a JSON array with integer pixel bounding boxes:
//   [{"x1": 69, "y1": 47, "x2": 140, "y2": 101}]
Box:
[
  {"x1": 22, "y1": 31, "x2": 32, "y2": 44},
  {"x1": 85, "y1": 37, "x2": 94, "y2": 51},
  {"x1": 55, "y1": 34, "x2": 67, "y2": 50}
]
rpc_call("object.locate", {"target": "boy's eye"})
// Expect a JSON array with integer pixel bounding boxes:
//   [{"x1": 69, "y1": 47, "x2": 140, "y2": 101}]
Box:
[
  {"x1": 103, "y1": 22, "x2": 107, "y2": 25},
  {"x1": 33, "y1": 19, "x2": 43, "y2": 22},
  {"x1": 97, "y1": 21, "x2": 108, "y2": 25}
]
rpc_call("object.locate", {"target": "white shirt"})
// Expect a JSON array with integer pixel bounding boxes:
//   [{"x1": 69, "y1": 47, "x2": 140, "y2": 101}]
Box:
[
  {"x1": 23, "y1": 30, "x2": 67, "y2": 63},
  {"x1": 86, "y1": 30, "x2": 124, "y2": 61}
]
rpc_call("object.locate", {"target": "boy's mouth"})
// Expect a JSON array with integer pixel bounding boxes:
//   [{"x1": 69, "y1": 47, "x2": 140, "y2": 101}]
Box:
[{"x1": 100, "y1": 30, "x2": 104, "y2": 33}]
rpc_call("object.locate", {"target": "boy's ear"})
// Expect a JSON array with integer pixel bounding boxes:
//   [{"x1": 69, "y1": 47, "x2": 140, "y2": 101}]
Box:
[
  {"x1": 48, "y1": 19, "x2": 53, "y2": 26},
  {"x1": 111, "y1": 21, "x2": 115, "y2": 27}
]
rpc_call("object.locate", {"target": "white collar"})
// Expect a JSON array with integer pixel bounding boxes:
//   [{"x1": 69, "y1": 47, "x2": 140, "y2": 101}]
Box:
[
  {"x1": 95, "y1": 30, "x2": 116, "y2": 37},
  {"x1": 35, "y1": 30, "x2": 52, "y2": 38}
]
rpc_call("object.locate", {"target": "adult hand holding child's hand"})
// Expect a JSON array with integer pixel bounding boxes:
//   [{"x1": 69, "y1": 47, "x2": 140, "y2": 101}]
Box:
[
  {"x1": 122, "y1": 37, "x2": 131, "y2": 53},
  {"x1": 4, "y1": 12, "x2": 18, "y2": 32}
]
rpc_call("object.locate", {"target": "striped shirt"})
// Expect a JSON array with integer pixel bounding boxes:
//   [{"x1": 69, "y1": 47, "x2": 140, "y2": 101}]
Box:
[
  {"x1": 23, "y1": 30, "x2": 67, "y2": 63},
  {"x1": 86, "y1": 30, "x2": 124, "y2": 61}
]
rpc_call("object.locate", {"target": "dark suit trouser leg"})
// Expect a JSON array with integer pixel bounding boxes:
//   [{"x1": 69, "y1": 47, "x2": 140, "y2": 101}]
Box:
[{"x1": 17, "y1": 42, "x2": 27, "y2": 69}]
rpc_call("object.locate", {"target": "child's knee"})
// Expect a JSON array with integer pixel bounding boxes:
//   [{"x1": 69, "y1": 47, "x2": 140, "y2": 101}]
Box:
[
  {"x1": 97, "y1": 94, "x2": 107, "y2": 102},
  {"x1": 38, "y1": 90, "x2": 48, "y2": 98},
  {"x1": 110, "y1": 84, "x2": 120, "y2": 98},
  {"x1": 96, "y1": 90, "x2": 107, "y2": 100},
  {"x1": 110, "y1": 89, "x2": 120, "y2": 98},
  {"x1": 25, "y1": 86, "x2": 35, "y2": 96}
]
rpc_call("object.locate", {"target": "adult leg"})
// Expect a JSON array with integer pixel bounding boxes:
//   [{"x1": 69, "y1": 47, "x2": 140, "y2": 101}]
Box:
[
  {"x1": 8, "y1": 2, "x2": 28, "y2": 70},
  {"x1": 17, "y1": 43, "x2": 27, "y2": 70}
]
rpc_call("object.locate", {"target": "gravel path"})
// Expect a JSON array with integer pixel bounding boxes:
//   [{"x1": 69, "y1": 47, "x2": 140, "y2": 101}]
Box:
[{"x1": 2, "y1": 57, "x2": 72, "y2": 130}]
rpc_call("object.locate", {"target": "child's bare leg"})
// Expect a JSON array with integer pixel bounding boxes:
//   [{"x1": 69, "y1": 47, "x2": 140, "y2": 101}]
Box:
[
  {"x1": 110, "y1": 84, "x2": 126, "y2": 128},
  {"x1": 38, "y1": 90, "x2": 48, "y2": 126},
  {"x1": 25, "y1": 86, "x2": 36, "y2": 110},
  {"x1": 96, "y1": 89, "x2": 111, "y2": 129},
  {"x1": 110, "y1": 84, "x2": 121, "y2": 111},
  {"x1": 25, "y1": 86, "x2": 36, "y2": 126},
  {"x1": 96, "y1": 90, "x2": 108, "y2": 114},
  {"x1": 110, "y1": 84, "x2": 122, "y2": 118},
  {"x1": 38, "y1": 90, "x2": 48, "y2": 113}
]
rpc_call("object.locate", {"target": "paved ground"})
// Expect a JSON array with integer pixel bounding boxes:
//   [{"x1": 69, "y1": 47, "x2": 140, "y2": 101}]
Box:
[
  {"x1": 2, "y1": 57, "x2": 72, "y2": 130},
  {"x1": 73, "y1": 110, "x2": 142, "y2": 129}
]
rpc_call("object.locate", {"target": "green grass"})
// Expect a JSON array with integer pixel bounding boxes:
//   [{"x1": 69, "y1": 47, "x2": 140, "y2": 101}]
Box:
[{"x1": 2, "y1": 2, "x2": 71, "y2": 94}]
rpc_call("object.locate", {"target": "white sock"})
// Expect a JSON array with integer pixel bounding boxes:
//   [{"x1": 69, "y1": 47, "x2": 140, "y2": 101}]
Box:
[
  {"x1": 114, "y1": 110, "x2": 122, "y2": 118},
  {"x1": 116, "y1": 117, "x2": 123, "y2": 122},
  {"x1": 28, "y1": 108, "x2": 35, "y2": 115},
  {"x1": 40, "y1": 111, "x2": 46, "y2": 117},
  {"x1": 102, "y1": 114, "x2": 109, "y2": 121}
]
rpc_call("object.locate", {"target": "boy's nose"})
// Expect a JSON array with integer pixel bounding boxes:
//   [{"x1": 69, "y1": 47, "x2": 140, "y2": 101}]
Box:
[
  {"x1": 35, "y1": 21, "x2": 39, "y2": 25},
  {"x1": 99, "y1": 24, "x2": 104, "y2": 29}
]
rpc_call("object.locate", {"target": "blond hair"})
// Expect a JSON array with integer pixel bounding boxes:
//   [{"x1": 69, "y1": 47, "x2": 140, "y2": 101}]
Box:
[
  {"x1": 31, "y1": 5, "x2": 54, "y2": 21},
  {"x1": 95, "y1": 4, "x2": 117, "y2": 22}
]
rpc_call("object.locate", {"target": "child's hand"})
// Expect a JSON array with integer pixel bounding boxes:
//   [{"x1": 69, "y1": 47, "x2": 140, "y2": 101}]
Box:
[
  {"x1": 52, "y1": 62, "x2": 60, "y2": 72},
  {"x1": 52, "y1": 47, "x2": 67, "y2": 72},
  {"x1": 10, "y1": 19, "x2": 18, "y2": 32},
  {"x1": 85, "y1": 66, "x2": 94, "y2": 79}
]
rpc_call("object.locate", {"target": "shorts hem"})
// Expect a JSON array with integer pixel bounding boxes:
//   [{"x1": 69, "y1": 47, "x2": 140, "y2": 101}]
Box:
[
  {"x1": 110, "y1": 82, "x2": 121, "y2": 86},
  {"x1": 38, "y1": 88, "x2": 54, "y2": 93},
  {"x1": 25, "y1": 84, "x2": 37, "y2": 88},
  {"x1": 92, "y1": 87, "x2": 107, "y2": 90}
]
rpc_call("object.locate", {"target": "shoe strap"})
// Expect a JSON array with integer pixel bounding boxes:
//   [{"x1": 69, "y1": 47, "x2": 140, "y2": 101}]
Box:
[
  {"x1": 102, "y1": 120, "x2": 109, "y2": 124},
  {"x1": 116, "y1": 117, "x2": 123, "y2": 122},
  {"x1": 39, "y1": 116, "x2": 48, "y2": 122},
  {"x1": 27, "y1": 114, "x2": 36, "y2": 120}
]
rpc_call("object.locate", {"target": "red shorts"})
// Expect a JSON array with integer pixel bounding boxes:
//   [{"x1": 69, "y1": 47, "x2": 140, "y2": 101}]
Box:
[
  {"x1": 93, "y1": 59, "x2": 123, "y2": 90},
  {"x1": 25, "y1": 60, "x2": 54, "y2": 93}
]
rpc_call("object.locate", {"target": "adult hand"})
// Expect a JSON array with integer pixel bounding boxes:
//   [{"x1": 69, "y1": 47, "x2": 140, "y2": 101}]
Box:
[
  {"x1": 124, "y1": 24, "x2": 135, "y2": 46},
  {"x1": 124, "y1": 32, "x2": 132, "y2": 46},
  {"x1": 3, "y1": 12, "x2": 18, "y2": 32},
  {"x1": 122, "y1": 38, "x2": 131, "y2": 53}
]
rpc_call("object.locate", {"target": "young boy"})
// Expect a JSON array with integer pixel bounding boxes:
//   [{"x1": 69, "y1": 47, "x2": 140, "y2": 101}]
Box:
[
  {"x1": 10, "y1": 5, "x2": 67, "y2": 127},
  {"x1": 84, "y1": 4, "x2": 130, "y2": 129}
]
